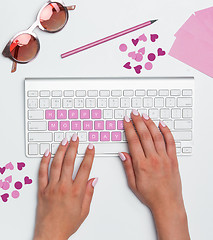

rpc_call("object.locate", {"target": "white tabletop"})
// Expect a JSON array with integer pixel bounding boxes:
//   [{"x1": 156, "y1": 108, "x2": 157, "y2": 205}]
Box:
[{"x1": 0, "y1": 0, "x2": 213, "y2": 239}]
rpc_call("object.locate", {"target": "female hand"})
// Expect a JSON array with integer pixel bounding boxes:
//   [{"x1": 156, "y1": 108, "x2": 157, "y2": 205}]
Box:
[
  {"x1": 33, "y1": 134, "x2": 98, "y2": 240},
  {"x1": 119, "y1": 110, "x2": 190, "y2": 240}
]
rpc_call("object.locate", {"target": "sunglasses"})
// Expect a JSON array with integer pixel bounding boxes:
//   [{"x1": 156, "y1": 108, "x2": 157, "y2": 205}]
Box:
[{"x1": 2, "y1": 1, "x2": 76, "y2": 73}]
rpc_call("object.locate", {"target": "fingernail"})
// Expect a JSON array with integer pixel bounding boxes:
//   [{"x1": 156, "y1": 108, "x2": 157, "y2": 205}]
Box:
[
  {"x1": 62, "y1": 138, "x2": 68, "y2": 146},
  {"x1": 132, "y1": 109, "x2": 139, "y2": 116},
  {"x1": 124, "y1": 115, "x2": 130, "y2": 122},
  {"x1": 142, "y1": 113, "x2": 150, "y2": 120},
  {"x1": 44, "y1": 149, "x2": 50, "y2": 157},
  {"x1": 118, "y1": 152, "x2": 126, "y2": 161},
  {"x1": 88, "y1": 143, "x2": 94, "y2": 150},
  {"x1": 92, "y1": 178, "x2": 98, "y2": 188},
  {"x1": 72, "y1": 133, "x2": 78, "y2": 142},
  {"x1": 160, "y1": 121, "x2": 167, "y2": 127}
]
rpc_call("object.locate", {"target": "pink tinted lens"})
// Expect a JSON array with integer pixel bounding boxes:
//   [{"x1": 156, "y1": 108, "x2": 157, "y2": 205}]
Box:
[
  {"x1": 10, "y1": 33, "x2": 39, "y2": 62},
  {"x1": 40, "y1": 2, "x2": 67, "y2": 32}
]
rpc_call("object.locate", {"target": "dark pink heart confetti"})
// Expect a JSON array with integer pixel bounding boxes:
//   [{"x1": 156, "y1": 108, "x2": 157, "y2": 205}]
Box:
[
  {"x1": 134, "y1": 65, "x2": 142, "y2": 74},
  {"x1": 123, "y1": 62, "x2": 132, "y2": 69},
  {"x1": 132, "y1": 38, "x2": 139, "y2": 46},
  {"x1": 17, "y1": 162, "x2": 25, "y2": 171},
  {"x1": 1, "y1": 193, "x2": 9, "y2": 202},
  {"x1": 157, "y1": 48, "x2": 166, "y2": 56},
  {"x1": 0, "y1": 167, "x2": 6, "y2": 175},
  {"x1": 24, "y1": 176, "x2": 32, "y2": 185},
  {"x1": 150, "y1": 34, "x2": 159, "y2": 42}
]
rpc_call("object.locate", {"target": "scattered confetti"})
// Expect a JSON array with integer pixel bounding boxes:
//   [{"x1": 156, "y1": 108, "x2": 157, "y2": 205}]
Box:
[
  {"x1": 135, "y1": 53, "x2": 143, "y2": 62},
  {"x1": 5, "y1": 175, "x2": 12, "y2": 183},
  {"x1": 138, "y1": 47, "x2": 145, "y2": 55},
  {"x1": 5, "y1": 162, "x2": 14, "y2": 170},
  {"x1": 132, "y1": 38, "x2": 139, "y2": 46},
  {"x1": 119, "y1": 44, "x2": 127, "y2": 52},
  {"x1": 0, "y1": 167, "x2": 6, "y2": 175},
  {"x1": 24, "y1": 176, "x2": 33, "y2": 185},
  {"x1": 134, "y1": 65, "x2": 142, "y2": 74},
  {"x1": 145, "y1": 62, "x2": 153, "y2": 70},
  {"x1": 14, "y1": 181, "x2": 23, "y2": 190},
  {"x1": 148, "y1": 53, "x2": 156, "y2": 61},
  {"x1": 158, "y1": 48, "x2": 166, "y2": 56},
  {"x1": 11, "y1": 190, "x2": 20, "y2": 199},
  {"x1": 150, "y1": 34, "x2": 159, "y2": 42},
  {"x1": 139, "y1": 34, "x2": 147, "y2": 42},
  {"x1": 1, "y1": 193, "x2": 9, "y2": 202},
  {"x1": 123, "y1": 62, "x2": 132, "y2": 69},
  {"x1": 17, "y1": 162, "x2": 25, "y2": 171},
  {"x1": 2, "y1": 181, "x2": 10, "y2": 191},
  {"x1": 128, "y1": 51, "x2": 137, "y2": 59}
]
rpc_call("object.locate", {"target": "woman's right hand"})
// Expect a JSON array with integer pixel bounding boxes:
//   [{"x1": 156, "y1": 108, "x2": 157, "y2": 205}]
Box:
[{"x1": 119, "y1": 110, "x2": 190, "y2": 240}]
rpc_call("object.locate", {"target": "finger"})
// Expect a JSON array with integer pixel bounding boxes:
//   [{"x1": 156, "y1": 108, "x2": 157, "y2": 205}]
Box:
[
  {"x1": 81, "y1": 178, "x2": 98, "y2": 220},
  {"x1": 159, "y1": 121, "x2": 177, "y2": 162},
  {"x1": 38, "y1": 149, "x2": 51, "y2": 191},
  {"x1": 74, "y1": 144, "x2": 95, "y2": 192},
  {"x1": 49, "y1": 138, "x2": 69, "y2": 185},
  {"x1": 60, "y1": 133, "x2": 79, "y2": 183},
  {"x1": 131, "y1": 110, "x2": 156, "y2": 157},
  {"x1": 140, "y1": 114, "x2": 167, "y2": 156},
  {"x1": 118, "y1": 152, "x2": 136, "y2": 191},
  {"x1": 123, "y1": 115, "x2": 145, "y2": 162}
]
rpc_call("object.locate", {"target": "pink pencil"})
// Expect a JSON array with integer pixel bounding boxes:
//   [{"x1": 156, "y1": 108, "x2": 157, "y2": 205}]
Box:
[{"x1": 61, "y1": 20, "x2": 157, "y2": 58}]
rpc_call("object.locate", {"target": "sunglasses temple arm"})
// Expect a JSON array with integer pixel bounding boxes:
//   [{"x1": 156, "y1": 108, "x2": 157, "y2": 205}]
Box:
[
  {"x1": 66, "y1": 5, "x2": 76, "y2": 10},
  {"x1": 11, "y1": 61, "x2": 17, "y2": 73}
]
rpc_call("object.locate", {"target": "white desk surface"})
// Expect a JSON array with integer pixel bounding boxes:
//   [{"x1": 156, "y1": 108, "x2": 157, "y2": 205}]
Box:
[{"x1": 0, "y1": 0, "x2": 213, "y2": 239}]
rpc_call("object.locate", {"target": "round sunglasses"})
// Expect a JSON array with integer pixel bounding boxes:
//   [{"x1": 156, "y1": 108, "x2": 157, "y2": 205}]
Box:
[{"x1": 2, "y1": 1, "x2": 76, "y2": 73}]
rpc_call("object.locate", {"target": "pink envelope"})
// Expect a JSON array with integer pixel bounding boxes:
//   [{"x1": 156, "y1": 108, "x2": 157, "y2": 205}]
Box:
[
  {"x1": 195, "y1": 7, "x2": 213, "y2": 32},
  {"x1": 169, "y1": 30, "x2": 213, "y2": 78}
]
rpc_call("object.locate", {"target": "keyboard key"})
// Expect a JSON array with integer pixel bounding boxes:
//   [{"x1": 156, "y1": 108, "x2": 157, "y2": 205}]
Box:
[
  {"x1": 171, "y1": 108, "x2": 181, "y2": 118},
  {"x1": 28, "y1": 121, "x2": 47, "y2": 131},
  {"x1": 121, "y1": 98, "x2": 130, "y2": 108},
  {"x1": 99, "y1": 90, "x2": 110, "y2": 97},
  {"x1": 80, "y1": 110, "x2": 90, "y2": 119},
  {"x1": 63, "y1": 99, "x2": 73, "y2": 108},
  {"x1": 117, "y1": 120, "x2": 124, "y2": 130},
  {"x1": 60, "y1": 121, "x2": 70, "y2": 131},
  {"x1": 76, "y1": 90, "x2": 86, "y2": 97},
  {"x1": 52, "y1": 143, "x2": 60, "y2": 155},
  {"x1": 163, "y1": 120, "x2": 173, "y2": 130},
  {"x1": 103, "y1": 109, "x2": 113, "y2": 119},
  {"x1": 182, "y1": 108, "x2": 192, "y2": 118},
  {"x1": 148, "y1": 109, "x2": 159, "y2": 119},
  {"x1": 124, "y1": 90, "x2": 134, "y2": 96},
  {"x1": 165, "y1": 97, "x2": 175, "y2": 107},
  {"x1": 66, "y1": 132, "x2": 75, "y2": 141},
  {"x1": 86, "y1": 98, "x2": 96, "y2": 108},
  {"x1": 126, "y1": 109, "x2": 132, "y2": 117},
  {"x1": 111, "y1": 132, "x2": 122, "y2": 141},
  {"x1": 154, "y1": 98, "x2": 164, "y2": 107},
  {"x1": 147, "y1": 90, "x2": 157, "y2": 96},
  {"x1": 52, "y1": 99, "x2": 61, "y2": 108},
  {"x1": 135, "y1": 90, "x2": 145, "y2": 96},
  {"x1": 106, "y1": 120, "x2": 116, "y2": 130},
  {"x1": 88, "y1": 90, "x2": 98, "y2": 97},
  {"x1": 57, "y1": 110, "x2": 67, "y2": 119},
  {"x1": 160, "y1": 109, "x2": 170, "y2": 119},
  {"x1": 182, "y1": 89, "x2": 192, "y2": 96},
  {"x1": 114, "y1": 109, "x2": 124, "y2": 119},
  {"x1": 40, "y1": 143, "x2": 50, "y2": 155},
  {"x1": 100, "y1": 132, "x2": 110, "y2": 141},
  {"x1": 28, "y1": 99, "x2": 38, "y2": 108},
  {"x1": 52, "y1": 90, "x2": 62, "y2": 97},
  {"x1": 109, "y1": 98, "x2": 119, "y2": 108},
  {"x1": 64, "y1": 90, "x2": 74, "y2": 97},
  {"x1": 89, "y1": 132, "x2": 99, "y2": 141},
  {"x1": 28, "y1": 110, "x2": 44, "y2": 120},
  {"x1": 74, "y1": 99, "x2": 84, "y2": 108},
  {"x1": 28, "y1": 143, "x2": 38, "y2": 155},
  {"x1": 172, "y1": 131, "x2": 192, "y2": 141},
  {"x1": 159, "y1": 89, "x2": 169, "y2": 96},
  {"x1": 138, "y1": 109, "x2": 147, "y2": 115},
  {"x1": 94, "y1": 121, "x2": 104, "y2": 130},
  {"x1": 132, "y1": 98, "x2": 142, "y2": 108},
  {"x1": 78, "y1": 132, "x2": 87, "y2": 142},
  {"x1": 40, "y1": 99, "x2": 50, "y2": 108},
  {"x1": 55, "y1": 132, "x2": 64, "y2": 142},
  {"x1": 177, "y1": 98, "x2": 192, "y2": 107},
  {"x1": 29, "y1": 132, "x2": 53, "y2": 142},
  {"x1": 174, "y1": 120, "x2": 192, "y2": 129},
  {"x1": 98, "y1": 98, "x2": 107, "y2": 108},
  {"x1": 182, "y1": 147, "x2": 192, "y2": 153},
  {"x1": 48, "y1": 121, "x2": 58, "y2": 131},
  {"x1": 40, "y1": 90, "x2": 50, "y2": 97},
  {"x1": 170, "y1": 89, "x2": 181, "y2": 96},
  {"x1": 45, "y1": 110, "x2": 55, "y2": 119},
  {"x1": 28, "y1": 91, "x2": 38, "y2": 97},
  {"x1": 71, "y1": 121, "x2": 81, "y2": 130},
  {"x1": 92, "y1": 109, "x2": 102, "y2": 119},
  {"x1": 143, "y1": 98, "x2": 153, "y2": 107},
  {"x1": 112, "y1": 90, "x2": 122, "y2": 97},
  {"x1": 83, "y1": 121, "x2": 93, "y2": 130},
  {"x1": 69, "y1": 110, "x2": 78, "y2": 119}
]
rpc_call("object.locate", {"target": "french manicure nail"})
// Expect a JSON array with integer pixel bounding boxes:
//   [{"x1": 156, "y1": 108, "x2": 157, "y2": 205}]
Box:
[
  {"x1": 142, "y1": 113, "x2": 150, "y2": 120},
  {"x1": 118, "y1": 152, "x2": 126, "y2": 161},
  {"x1": 72, "y1": 133, "x2": 78, "y2": 142},
  {"x1": 132, "y1": 109, "x2": 139, "y2": 116},
  {"x1": 160, "y1": 121, "x2": 167, "y2": 127},
  {"x1": 62, "y1": 138, "x2": 68, "y2": 146},
  {"x1": 92, "y1": 178, "x2": 98, "y2": 188},
  {"x1": 44, "y1": 149, "x2": 50, "y2": 157},
  {"x1": 88, "y1": 143, "x2": 94, "y2": 150},
  {"x1": 124, "y1": 115, "x2": 130, "y2": 122}
]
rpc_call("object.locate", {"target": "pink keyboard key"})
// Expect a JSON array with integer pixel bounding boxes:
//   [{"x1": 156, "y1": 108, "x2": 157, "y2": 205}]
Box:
[
  {"x1": 83, "y1": 121, "x2": 93, "y2": 130},
  {"x1": 46, "y1": 110, "x2": 55, "y2": 119},
  {"x1": 94, "y1": 121, "x2": 104, "y2": 130},
  {"x1": 80, "y1": 110, "x2": 90, "y2": 119},
  {"x1": 91, "y1": 109, "x2": 101, "y2": 119},
  {"x1": 100, "y1": 132, "x2": 110, "y2": 141},
  {"x1": 48, "y1": 121, "x2": 58, "y2": 131},
  {"x1": 69, "y1": 110, "x2": 78, "y2": 119},
  {"x1": 89, "y1": 132, "x2": 99, "y2": 141},
  {"x1": 71, "y1": 121, "x2": 81, "y2": 130},
  {"x1": 106, "y1": 120, "x2": 116, "y2": 130},
  {"x1": 60, "y1": 121, "x2": 70, "y2": 131},
  {"x1": 57, "y1": 110, "x2": 67, "y2": 119},
  {"x1": 117, "y1": 120, "x2": 124, "y2": 130},
  {"x1": 111, "y1": 132, "x2": 122, "y2": 141}
]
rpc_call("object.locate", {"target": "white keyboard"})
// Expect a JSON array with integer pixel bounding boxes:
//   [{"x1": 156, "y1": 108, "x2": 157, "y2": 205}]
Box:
[{"x1": 25, "y1": 77, "x2": 194, "y2": 157}]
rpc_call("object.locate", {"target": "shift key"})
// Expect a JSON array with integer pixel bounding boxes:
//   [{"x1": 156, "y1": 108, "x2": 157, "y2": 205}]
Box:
[{"x1": 29, "y1": 132, "x2": 53, "y2": 142}]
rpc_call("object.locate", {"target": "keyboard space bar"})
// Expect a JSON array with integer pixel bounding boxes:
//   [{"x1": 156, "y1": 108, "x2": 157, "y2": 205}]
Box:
[{"x1": 78, "y1": 143, "x2": 129, "y2": 155}]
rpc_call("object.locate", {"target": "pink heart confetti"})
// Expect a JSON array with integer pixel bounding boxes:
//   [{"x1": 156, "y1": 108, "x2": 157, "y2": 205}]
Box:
[
  {"x1": 157, "y1": 48, "x2": 166, "y2": 56},
  {"x1": 139, "y1": 34, "x2": 147, "y2": 42},
  {"x1": 0, "y1": 167, "x2": 6, "y2": 175},
  {"x1": 135, "y1": 53, "x2": 143, "y2": 62},
  {"x1": 5, "y1": 162, "x2": 14, "y2": 170},
  {"x1": 17, "y1": 162, "x2": 25, "y2": 171},
  {"x1": 132, "y1": 38, "x2": 139, "y2": 46},
  {"x1": 150, "y1": 34, "x2": 159, "y2": 42},
  {"x1": 138, "y1": 47, "x2": 145, "y2": 55},
  {"x1": 24, "y1": 176, "x2": 33, "y2": 185},
  {"x1": 5, "y1": 175, "x2": 12, "y2": 183},
  {"x1": 134, "y1": 65, "x2": 142, "y2": 74},
  {"x1": 1, "y1": 193, "x2": 9, "y2": 202},
  {"x1": 128, "y1": 51, "x2": 137, "y2": 59},
  {"x1": 2, "y1": 181, "x2": 10, "y2": 190},
  {"x1": 123, "y1": 62, "x2": 132, "y2": 69}
]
